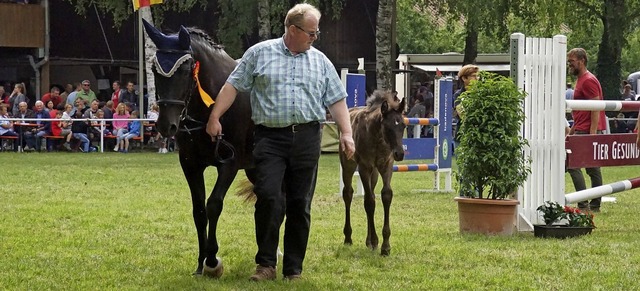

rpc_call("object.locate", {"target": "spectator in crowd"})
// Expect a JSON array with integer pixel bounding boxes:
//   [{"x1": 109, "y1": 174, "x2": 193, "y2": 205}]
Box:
[
  {"x1": 453, "y1": 64, "x2": 480, "y2": 144},
  {"x1": 567, "y1": 47, "x2": 606, "y2": 212},
  {"x1": 120, "y1": 81, "x2": 138, "y2": 109},
  {"x1": 0, "y1": 86, "x2": 8, "y2": 106},
  {"x1": 622, "y1": 84, "x2": 635, "y2": 101},
  {"x1": 112, "y1": 103, "x2": 130, "y2": 151},
  {"x1": 566, "y1": 83, "x2": 574, "y2": 100},
  {"x1": 146, "y1": 103, "x2": 166, "y2": 153},
  {"x1": 66, "y1": 83, "x2": 82, "y2": 106},
  {"x1": 14, "y1": 101, "x2": 32, "y2": 149},
  {"x1": 46, "y1": 100, "x2": 56, "y2": 118},
  {"x1": 71, "y1": 110, "x2": 92, "y2": 153},
  {"x1": 60, "y1": 83, "x2": 73, "y2": 101},
  {"x1": 111, "y1": 80, "x2": 124, "y2": 109},
  {"x1": 406, "y1": 96, "x2": 425, "y2": 138},
  {"x1": 77, "y1": 80, "x2": 97, "y2": 104},
  {"x1": 41, "y1": 86, "x2": 63, "y2": 108},
  {"x1": 117, "y1": 110, "x2": 141, "y2": 153},
  {"x1": 9, "y1": 82, "x2": 27, "y2": 117},
  {"x1": 83, "y1": 100, "x2": 99, "y2": 119},
  {"x1": 0, "y1": 104, "x2": 18, "y2": 151},
  {"x1": 23, "y1": 100, "x2": 50, "y2": 151},
  {"x1": 50, "y1": 110, "x2": 72, "y2": 151},
  {"x1": 610, "y1": 112, "x2": 629, "y2": 133},
  {"x1": 73, "y1": 97, "x2": 86, "y2": 116}
]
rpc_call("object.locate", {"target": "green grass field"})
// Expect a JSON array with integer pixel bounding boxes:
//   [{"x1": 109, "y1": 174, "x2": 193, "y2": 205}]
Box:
[{"x1": 2, "y1": 152, "x2": 640, "y2": 290}]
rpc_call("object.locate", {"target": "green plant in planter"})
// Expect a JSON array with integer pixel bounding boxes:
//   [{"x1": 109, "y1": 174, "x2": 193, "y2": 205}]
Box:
[{"x1": 455, "y1": 71, "x2": 530, "y2": 199}]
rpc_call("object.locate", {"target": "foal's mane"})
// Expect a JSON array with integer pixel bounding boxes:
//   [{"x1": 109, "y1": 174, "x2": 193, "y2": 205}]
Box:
[{"x1": 364, "y1": 90, "x2": 402, "y2": 114}]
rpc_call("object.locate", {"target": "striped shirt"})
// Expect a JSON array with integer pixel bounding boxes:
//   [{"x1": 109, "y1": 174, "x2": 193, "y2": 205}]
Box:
[{"x1": 228, "y1": 37, "x2": 346, "y2": 128}]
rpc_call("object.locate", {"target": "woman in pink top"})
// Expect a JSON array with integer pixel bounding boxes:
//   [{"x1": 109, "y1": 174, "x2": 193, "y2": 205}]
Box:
[{"x1": 111, "y1": 103, "x2": 130, "y2": 151}]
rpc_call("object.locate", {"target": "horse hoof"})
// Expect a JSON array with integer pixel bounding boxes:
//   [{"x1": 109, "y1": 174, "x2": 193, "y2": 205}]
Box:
[
  {"x1": 193, "y1": 268, "x2": 203, "y2": 276},
  {"x1": 343, "y1": 239, "x2": 352, "y2": 245},
  {"x1": 381, "y1": 249, "x2": 390, "y2": 256},
  {"x1": 202, "y1": 257, "x2": 224, "y2": 279}
]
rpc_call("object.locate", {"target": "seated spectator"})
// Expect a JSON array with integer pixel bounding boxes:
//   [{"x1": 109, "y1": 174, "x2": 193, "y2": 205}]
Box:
[
  {"x1": 50, "y1": 110, "x2": 72, "y2": 151},
  {"x1": 112, "y1": 103, "x2": 130, "y2": 151},
  {"x1": 46, "y1": 100, "x2": 57, "y2": 118},
  {"x1": 71, "y1": 110, "x2": 92, "y2": 153},
  {"x1": 83, "y1": 100, "x2": 99, "y2": 119},
  {"x1": 102, "y1": 100, "x2": 114, "y2": 129},
  {"x1": 117, "y1": 110, "x2": 141, "y2": 153},
  {"x1": 146, "y1": 103, "x2": 167, "y2": 153},
  {"x1": 23, "y1": 100, "x2": 50, "y2": 151},
  {"x1": 0, "y1": 104, "x2": 18, "y2": 151}
]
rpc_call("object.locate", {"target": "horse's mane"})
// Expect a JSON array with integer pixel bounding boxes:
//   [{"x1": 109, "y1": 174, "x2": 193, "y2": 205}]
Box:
[{"x1": 184, "y1": 27, "x2": 225, "y2": 50}]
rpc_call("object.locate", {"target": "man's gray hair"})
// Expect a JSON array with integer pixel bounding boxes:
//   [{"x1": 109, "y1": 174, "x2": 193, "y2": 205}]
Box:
[{"x1": 284, "y1": 3, "x2": 321, "y2": 29}]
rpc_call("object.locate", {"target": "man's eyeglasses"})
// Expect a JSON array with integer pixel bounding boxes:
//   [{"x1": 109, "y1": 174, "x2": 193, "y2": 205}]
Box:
[{"x1": 293, "y1": 24, "x2": 320, "y2": 38}]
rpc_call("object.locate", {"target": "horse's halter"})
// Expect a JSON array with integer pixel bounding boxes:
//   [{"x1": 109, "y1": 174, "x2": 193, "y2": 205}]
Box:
[{"x1": 153, "y1": 48, "x2": 234, "y2": 163}]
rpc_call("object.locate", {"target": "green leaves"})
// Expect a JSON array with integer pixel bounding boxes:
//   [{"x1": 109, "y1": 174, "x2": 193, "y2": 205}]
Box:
[{"x1": 455, "y1": 72, "x2": 530, "y2": 199}]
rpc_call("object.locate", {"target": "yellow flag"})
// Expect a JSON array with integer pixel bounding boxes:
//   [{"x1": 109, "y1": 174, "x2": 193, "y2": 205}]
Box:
[{"x1": 133, "y1": 0, "x2": 163, "y2": 11}]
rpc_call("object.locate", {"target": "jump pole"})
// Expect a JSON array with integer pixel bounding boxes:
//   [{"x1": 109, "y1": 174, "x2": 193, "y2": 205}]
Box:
[{"x1": 565, "y1": 176, "x2": 640, "y2": 204}]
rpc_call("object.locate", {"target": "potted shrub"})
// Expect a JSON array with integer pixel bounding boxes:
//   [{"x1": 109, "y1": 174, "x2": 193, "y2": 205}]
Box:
[
  {"x1": 454, "y1": 71, "x2": 530, "y2": 235},
  {"x1": 534, "y1": 201, "x2": 595, "y2": 238}
]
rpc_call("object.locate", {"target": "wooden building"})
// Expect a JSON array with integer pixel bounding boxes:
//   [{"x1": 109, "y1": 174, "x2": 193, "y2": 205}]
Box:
[{"x1": 0, "y1": 0, "x2": 379, "y2": 103}]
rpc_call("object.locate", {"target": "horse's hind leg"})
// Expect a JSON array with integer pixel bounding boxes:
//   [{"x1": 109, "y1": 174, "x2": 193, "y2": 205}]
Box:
[
  {"x1": 361, "y1": 167, "x2": 379, "y2": 250},
  {"x1": 379, "y1": 168, "x2": 393, "y2": 256},
  {"x1": 180, "y1": 160, "x2": 208, "y2": 275},
  {"x1": 340, "y1": 153, "x2": 357, "y2": 245}
]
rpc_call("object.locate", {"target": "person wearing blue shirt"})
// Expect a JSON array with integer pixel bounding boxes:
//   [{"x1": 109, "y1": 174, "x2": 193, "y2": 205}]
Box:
[
  {"x1": 206, "y1": 3, "x2": 355, "y2": 281},
  {"x1": 118, "y1": 110, "x2": 140, "y2": 153}
]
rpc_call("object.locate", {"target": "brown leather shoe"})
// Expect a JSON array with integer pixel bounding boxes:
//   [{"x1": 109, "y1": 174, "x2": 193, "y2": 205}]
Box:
[
  {"x1": 249, "y1": 265, "x2": 276, "y2": 281},
  {"x1": 284, "y1": 274, "x2": 302, "y2": 281},
  {"x1": 202, "y1": 257, "x2": 224, "y2": 279}
]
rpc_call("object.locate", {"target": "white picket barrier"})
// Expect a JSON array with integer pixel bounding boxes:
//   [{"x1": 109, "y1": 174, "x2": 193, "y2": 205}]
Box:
[{"x1": 511, "y1": 33, "x2": 567, "y2": 229}]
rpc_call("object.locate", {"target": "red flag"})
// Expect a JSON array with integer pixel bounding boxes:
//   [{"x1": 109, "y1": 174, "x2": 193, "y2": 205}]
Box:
[
  {"x1": 436, "y1": 67, "x2": 443, "y2": 78},
  {"x1": 133, "y1": 0, "x2": 163, "y2": 11}
]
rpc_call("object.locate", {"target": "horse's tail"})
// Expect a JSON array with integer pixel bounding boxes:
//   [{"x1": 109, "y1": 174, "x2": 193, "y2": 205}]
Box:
[{"x1": 236, "y1": 179, "x2": 256, "y2": 202}]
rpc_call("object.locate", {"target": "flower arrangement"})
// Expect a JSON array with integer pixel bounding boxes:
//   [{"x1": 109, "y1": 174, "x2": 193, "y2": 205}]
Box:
[{"x1": 536, "y1": 201, "x2": 596, "y2": 228}]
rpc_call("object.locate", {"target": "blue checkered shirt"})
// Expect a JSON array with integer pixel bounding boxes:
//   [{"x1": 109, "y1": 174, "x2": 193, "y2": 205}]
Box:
[{"x1": 227, "y1": 37, "x2": 347, "y2": 127}]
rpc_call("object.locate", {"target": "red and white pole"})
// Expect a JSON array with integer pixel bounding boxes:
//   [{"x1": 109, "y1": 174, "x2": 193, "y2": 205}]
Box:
[{"x1": 565, "y1": 176, "x2": 640, "y2": 204}]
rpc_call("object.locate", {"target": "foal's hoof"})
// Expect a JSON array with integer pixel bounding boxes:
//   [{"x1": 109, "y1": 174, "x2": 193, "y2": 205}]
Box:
[{"x1": 202, "y1": 257, "x2": 224, "y2": 279}]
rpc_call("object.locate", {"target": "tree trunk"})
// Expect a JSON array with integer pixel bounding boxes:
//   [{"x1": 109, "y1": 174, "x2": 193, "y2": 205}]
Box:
[
  {"x1": 462, "y1": 24, "x2": 478, "y2": 65},
  {"x1": 257, "y1": 0, "x2": 270, "y2": 41},
  {"x1": 596, "y1": 0, "x2": 624, "y2": 101},
  {"x1": 376, "y1": 0, "x2": 394, "y2": 90},
  {"x1": 141, "y1": 8, "x2": 157, "y2": 111}
]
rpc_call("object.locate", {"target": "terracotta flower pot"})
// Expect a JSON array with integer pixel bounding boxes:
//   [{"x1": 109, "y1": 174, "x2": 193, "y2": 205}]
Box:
[{"x1": 454, "y1": 197, "x2": 520, "y2": 236}]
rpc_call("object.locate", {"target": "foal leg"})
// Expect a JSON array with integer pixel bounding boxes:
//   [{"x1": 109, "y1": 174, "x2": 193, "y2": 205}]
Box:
[
  {"x1": 379, "y1": 168, "x2": 393, "y2": 256},
  {"x1": 179, "y1": 159, "x2": 208, "y2": 275},
  {"x1": 340, "y1": 154, "x2": 357, "y2": 245},
  {"x1": 360, "y1": 167, "x2": 379, "y2": 250}
]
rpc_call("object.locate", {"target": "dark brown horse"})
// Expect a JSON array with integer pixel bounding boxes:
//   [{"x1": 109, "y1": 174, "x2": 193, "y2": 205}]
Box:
[
  {"x1": 339, "y1": 90, "x2": 406, "y2": 256},
  {"x1": 142, "y1": 20, "x2": 255, "y2": 277}
]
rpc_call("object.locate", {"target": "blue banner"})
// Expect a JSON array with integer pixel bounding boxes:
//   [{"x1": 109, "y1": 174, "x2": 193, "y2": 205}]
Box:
[
  {"x1": 437, "y1": 79, "x2": 453, "y2": 169},
  {"x1": 346, "y1": 73, "x2": 366, "y2": 108}
]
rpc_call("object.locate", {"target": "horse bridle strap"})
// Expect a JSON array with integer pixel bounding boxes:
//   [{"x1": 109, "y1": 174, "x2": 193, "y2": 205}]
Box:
[{"x1": 157, "y1": 99, "x2": 186, "y2": 106}]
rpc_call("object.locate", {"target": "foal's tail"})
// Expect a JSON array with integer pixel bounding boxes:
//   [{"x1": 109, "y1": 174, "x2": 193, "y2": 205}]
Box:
[{"x1": 236, "y1": 179, "x2": 256, "y2": 202}]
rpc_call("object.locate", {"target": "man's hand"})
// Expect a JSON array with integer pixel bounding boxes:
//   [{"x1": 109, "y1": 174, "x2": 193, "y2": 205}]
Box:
[
  {"x1": 340, "y1": 133, "x2": 355, "y2": 160},
  {"x1": 206, "y1": 117, "x2": 222, "y2": 142}
]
